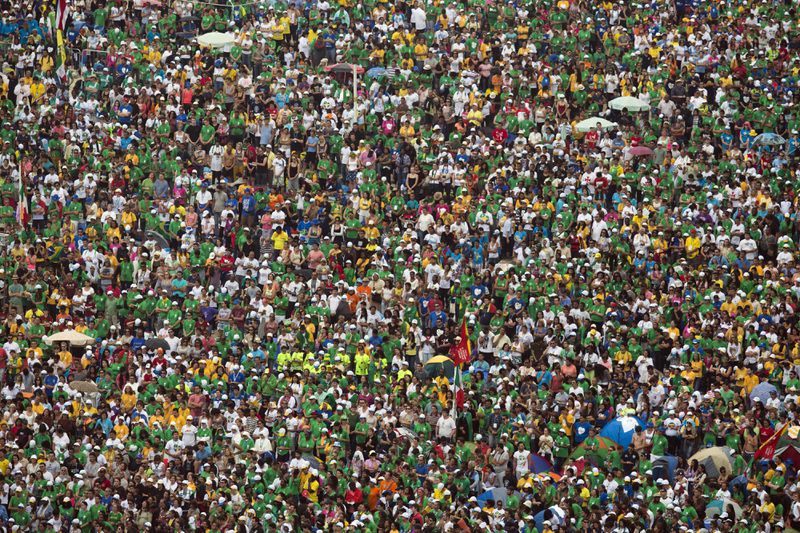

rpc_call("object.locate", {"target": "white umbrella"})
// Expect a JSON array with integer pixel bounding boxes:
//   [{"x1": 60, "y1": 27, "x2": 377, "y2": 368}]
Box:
[
  {"x1": 196, "y1": 32, "x2": 236, "y2": 51},
  {"x1": 576, "y1": 117, "x2": 617, "y2": 133},
  {"x1": 608, "y1": 96, "x2": 650, "y2": 112},
  {"x1": 44, "y1": 330, "x2": 96, "y2": 346}
]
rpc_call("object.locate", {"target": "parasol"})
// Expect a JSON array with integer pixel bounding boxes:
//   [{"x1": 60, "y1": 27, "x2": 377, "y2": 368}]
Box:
[
  {"x1": 608, "y1": 96, "x2": 650, "y2": 112},
  {"x1": 570, "y1": 436, "x2": 619, "y2": 462},
  {"x1": 69, "y1": 380, "x2": 100, "y2": 394},
  {"x1": 749, "y1": 382, "x2": 778, "y2": 404},
  {"x1": 423, "y1": 355, "x2": 455, "y2": 378},
  {"x1": 689, "y1": 446, "x2": 734, "y2": 478},
  {"x1": 45, "y1": 330, "x2": 96, "y2": 346},
  {"x1": 651, "y1": 455, "x2": 679, "y2": 483},
  {"x1": 599, "y1": 416, "x2": 643, "y2": 449},
  {"x1": 533, "y1": 506, "x2": 566, "y2": 532},
  {"x1": 573, "y1": 421, "x2": 593, "y2": 444},
  {"x1": 476, "y1": 487, "x2": 507, "y2": 507},
  {"x1": 324, "y1": 63, "x2": 366, "y2": 75},
  {"x1": 537, "y1": 471, "x2": 561, "y2": 482},
  {"x1": 366, "y1": 67, "x2": 397, "y2": 79},
  {"x1": 706, "y1": 498, "x2": 743, "y2": 519},
  {"x1": 776, "y1": 432, "x2": 800, "y2": 464},
  {"x1": 300, "y1": 454, "x2": 323, "y2": 470},
  {"x1": 752, "y1": 132, "x2": 786, "y2": 147},
  {"x1": 629, "y1": 145, "x2": 654, "y2": 156},
  {"x1": 528, "y1": 454, "x2": 554, "y2": 474},
  {"x1": 575, "y1": 117, "x2": 617, "y2": 133},
  {"x1": 145, "y1": 338, "x2": 171, "y2": 352},
  {"x1": 196, "y1": 32, "x2": 236, "y2": 51}
]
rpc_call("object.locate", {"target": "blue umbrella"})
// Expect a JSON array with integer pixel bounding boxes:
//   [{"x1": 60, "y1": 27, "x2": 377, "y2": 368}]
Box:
[
  {"x1": 651, "y1": 455, "x2": 679, "y2": 483},
  {"x1": 728, "y1": 474, "x2": 749, "y2": 490},
  {"x1": 749, "y1": 382, "x2": 778, "y2": 404},
  {"x1": 599, "y1": 416, "x2": 643, "y2": 449},
  {"x1": 476, "y1": 487, "x2": 507, "y2": 508},
  {"x1": 533, "y1": 506, "x2": 565, "y2": 532}
]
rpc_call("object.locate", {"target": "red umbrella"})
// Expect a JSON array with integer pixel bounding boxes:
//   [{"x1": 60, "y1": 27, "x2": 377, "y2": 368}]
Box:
[{"x1": 629, "y1": 145, "x2": 654, "y2": 156}]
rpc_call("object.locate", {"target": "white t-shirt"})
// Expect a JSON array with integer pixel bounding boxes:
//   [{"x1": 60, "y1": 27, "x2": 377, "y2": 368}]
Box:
[
  {"x1": 513, "y1": 450, "x2": 531, "y2": 475},
  {"x1": 436, "y1": 415, "x2": 456, "y2": 439}
]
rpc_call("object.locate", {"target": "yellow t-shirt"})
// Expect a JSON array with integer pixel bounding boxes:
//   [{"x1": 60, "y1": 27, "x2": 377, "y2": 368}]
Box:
[
  {"x1": 742, "y1": 374, "x2": 760, "y2": 395},
  {"x1": 684, "y1": 236, "x2": 701, "y2": 258},
  {"x1": 58, "y1": 350, "x2": 73, "y2": 368},
  {"x1": 120, "y1": 392, "x2": 137, "y2": 412},
  {"x1": 121, "y1": 211, "x2": 137, "y2": 227},
  {"x1": 271, "y1": 231, "x2": 289, "y2": 250},
  {"x1": 114, "y1": 423, "x2": 130, "y2": 440},
  {"x1": 40, "y1": 56, "x2": 54, "y2": 72},
  {"x1": 30, "y1": 82, "x2": 45, "y2": 101},
  {"x1": 759, "y1": 502, "x2": 775, "y2": 521}
]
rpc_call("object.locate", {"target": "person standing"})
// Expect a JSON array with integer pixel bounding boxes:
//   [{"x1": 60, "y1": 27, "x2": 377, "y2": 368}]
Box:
[
  {"x1": 490, "y1": 443, "x2": 509, "y2": 488},
  {"x1": 436, "y1": 410, "x2": 456, "y2": 442}
]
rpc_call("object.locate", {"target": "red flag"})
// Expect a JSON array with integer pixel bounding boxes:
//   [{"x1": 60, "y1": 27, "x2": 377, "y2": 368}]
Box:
[
  {"x1": 449, "y1": 316, "x2": 472, "y2": 366},
  {"x1": 755, "y1": 422, "x2": 789, "y2": 461}
]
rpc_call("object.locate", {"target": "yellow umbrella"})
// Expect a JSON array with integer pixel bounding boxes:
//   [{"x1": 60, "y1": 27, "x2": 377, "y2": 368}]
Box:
[{"x1": 424, "y1": 355, "x2": 455, "y2": 378}]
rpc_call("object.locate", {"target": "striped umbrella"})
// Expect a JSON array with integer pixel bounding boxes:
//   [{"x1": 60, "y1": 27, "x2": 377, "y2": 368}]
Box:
[{"x1": 570, "y1": 436, "x2": 619, "y2": 462}]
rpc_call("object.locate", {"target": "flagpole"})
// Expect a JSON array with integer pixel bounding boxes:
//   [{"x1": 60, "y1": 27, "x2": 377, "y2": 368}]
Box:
[
  {"x1": 18, "y1": 159, "x2": 21, "y2": 223},
  {"x1": 449, "y1": 316, "x2": 470, "y2": 429},
  {"x1": 16, "y1": 159, "x2": 23, "y2": 226},
  {"x1": 450, "y1": 361, "x2": 458, "y2": 420}
]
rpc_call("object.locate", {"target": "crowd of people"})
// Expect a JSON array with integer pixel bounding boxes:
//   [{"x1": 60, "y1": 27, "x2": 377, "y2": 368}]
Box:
[{"x1": 0, "y1": 0, "x2": 799, "y2": 531}]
